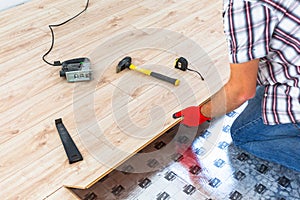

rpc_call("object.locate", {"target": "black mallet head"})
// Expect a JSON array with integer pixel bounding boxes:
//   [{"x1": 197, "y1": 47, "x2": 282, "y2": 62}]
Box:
[{"x1": 116, "y1": 56, "x2": 132, "y2": 73}]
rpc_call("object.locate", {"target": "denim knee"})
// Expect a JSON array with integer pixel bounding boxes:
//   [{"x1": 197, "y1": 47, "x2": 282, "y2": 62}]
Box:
[{"x1": 230, "y1": 119, "x2": 243, "y2": 147}]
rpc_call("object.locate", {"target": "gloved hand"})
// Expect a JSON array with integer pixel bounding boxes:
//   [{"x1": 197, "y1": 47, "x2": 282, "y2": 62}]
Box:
[{"x1": 173, "y1": 106, "x2": 211, "y2": 127}]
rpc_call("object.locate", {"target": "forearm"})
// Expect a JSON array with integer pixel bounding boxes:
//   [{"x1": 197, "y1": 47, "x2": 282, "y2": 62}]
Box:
[
  {"x1": 200, "y1": 59, "x2": 259, "y2": 118},
  {"x1": 200, "y1": 81, "x2": 249, "y2": 118}
]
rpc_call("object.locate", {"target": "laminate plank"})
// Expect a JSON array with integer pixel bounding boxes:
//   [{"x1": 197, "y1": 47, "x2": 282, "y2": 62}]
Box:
[
  {"x1": 134, "y1": 1, "x2": 224, "y2": 53},
  {"x1": 46, "y1": 187, "x2": 79, "y2": 200},
  {"x1": 0, "y1": 67, "x2": 59, "y2": 113},
  {"x1": 0, "y1": 7, "x2": 69, "y2": 63},
  {"x1": 0, "y1": 45, "x2": 54, "y2": 86},
  {"x1": 0, "y1": 20, "x2": 115, "y2": 84},
  {"x1": 0, "y1": 1, "x2": 56, "y2": 27},
  {"x1": 0, "y1": 30, "x2": 48, "y2": 64},
  {"x1": 0, "y1": 1, "x2": 136, "y2": 81},
  {"x1": 1, "y1": 7, "x2": 67, "y2": 36},
  {"x1": 134, "y1": 0, "x2": 217, "y2": 29},
  {"x1": 0, "y1": 134, "x2": 109, "y2": 199},
  {"x1": 0, "y1": 82, "x2": 74, "y2": 143},
  {"x1": 0, "y1": 83, "x2": 131, "y2": 181},
  {"x1": 54, "y1": 0, "x2": 144, "y2": 17}
]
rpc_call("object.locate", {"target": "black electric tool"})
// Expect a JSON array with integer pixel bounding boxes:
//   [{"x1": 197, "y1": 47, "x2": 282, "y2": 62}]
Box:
[
  {"x1": 55, "y1": 118, "x2": 83, "y2": 164},
  {"x1": 59, "y1": 57, "x2": 92, "y2": 82}
]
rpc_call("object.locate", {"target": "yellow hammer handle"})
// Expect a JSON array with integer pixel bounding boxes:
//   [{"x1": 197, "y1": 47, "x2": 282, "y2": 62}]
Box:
[
  {"x1": 129, "y1": 64, "x2": 180, "y2": 86},
  {"x1": 129, "y1": 64, "x2": 152, "y2": 75}
]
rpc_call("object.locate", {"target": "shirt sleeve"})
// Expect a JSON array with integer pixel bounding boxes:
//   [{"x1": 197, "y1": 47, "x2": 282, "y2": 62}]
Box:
[{"x1": 223, "y1": 1, "x2": 275, "y2": 64}]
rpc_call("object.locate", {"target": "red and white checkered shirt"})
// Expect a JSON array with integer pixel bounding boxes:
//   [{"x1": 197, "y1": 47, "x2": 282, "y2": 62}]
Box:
[{"x1": 223, "y1": 0, "x2": 300, "y2": 125}]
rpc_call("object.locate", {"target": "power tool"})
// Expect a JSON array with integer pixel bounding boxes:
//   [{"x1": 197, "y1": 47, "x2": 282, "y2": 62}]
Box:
[
  {"x1": 42, "y1": 0, "x2": 92, "y2": 83},
  {"x1": 59, "y1": 57, "x2": 92, "y2": 82}
]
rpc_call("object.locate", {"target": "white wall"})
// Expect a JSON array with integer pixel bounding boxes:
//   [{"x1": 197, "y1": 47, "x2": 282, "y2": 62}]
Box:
[{"x1": 0, "y1": 0, "x2": 31, "y2": 12}]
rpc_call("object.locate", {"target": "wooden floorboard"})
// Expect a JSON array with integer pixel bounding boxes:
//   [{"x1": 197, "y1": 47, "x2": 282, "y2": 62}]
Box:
[
  {"x1": 45, "y1": 187, "x2": 79, "y2": 200},
  {"x1": 0, "y1": 0, "x2": 230, "y2": 199}
]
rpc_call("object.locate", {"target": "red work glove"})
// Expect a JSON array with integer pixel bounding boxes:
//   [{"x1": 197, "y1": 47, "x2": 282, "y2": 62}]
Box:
[{"x1": 173, "y1": 106, "x2": 211, "y2": 127}]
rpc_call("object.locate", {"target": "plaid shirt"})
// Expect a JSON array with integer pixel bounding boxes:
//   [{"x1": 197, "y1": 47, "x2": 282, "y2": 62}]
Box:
[{"x1": 223, "y1": 0, "x2": 300, "y2": 125}]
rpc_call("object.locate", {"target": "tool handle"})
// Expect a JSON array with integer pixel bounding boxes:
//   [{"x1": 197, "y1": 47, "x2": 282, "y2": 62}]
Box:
[
  {"x1": 150, "y1": 72, "x2": 180, "y2": 86},
  {"x1": 55, "y1": 118, "x2": 83, "y2": 164},
  {"x1": 129, "y1": 64, "x2": 152, "y2": 75}
]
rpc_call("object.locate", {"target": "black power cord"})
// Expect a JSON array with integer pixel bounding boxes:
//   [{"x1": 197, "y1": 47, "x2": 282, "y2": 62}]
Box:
[
  {"x1": 42, "y1": 0, "x2": 90, "y2": 66},
  {"x1": 186, "y1": 68, "x2": 204, "y2": 80}
]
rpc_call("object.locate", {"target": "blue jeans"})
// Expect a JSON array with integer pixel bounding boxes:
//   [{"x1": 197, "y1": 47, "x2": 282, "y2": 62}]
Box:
[{"x1": 231, "y1": 86, "x2": 300, "y2": 172}]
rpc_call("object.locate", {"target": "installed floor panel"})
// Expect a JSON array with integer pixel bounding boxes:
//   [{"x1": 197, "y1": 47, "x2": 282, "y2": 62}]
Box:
[{"x1": 71, "y1": 104, "x2": 300, "y2": 200}]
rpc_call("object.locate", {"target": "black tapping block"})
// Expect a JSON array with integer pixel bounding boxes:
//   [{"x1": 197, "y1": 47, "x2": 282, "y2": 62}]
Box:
[{"x1": 55, "y1": 118, "x2": 83, "y2": 164}]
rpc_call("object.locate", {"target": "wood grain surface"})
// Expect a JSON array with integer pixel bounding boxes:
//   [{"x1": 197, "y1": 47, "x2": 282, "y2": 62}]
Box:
[{"x1": 0, "y1": 0, "x2": 230, "y2": 199}]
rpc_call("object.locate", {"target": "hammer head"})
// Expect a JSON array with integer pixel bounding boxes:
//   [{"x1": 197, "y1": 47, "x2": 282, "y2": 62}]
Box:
[{"x1": 116, "y1": 56, "x2": 132, "y2": 73}]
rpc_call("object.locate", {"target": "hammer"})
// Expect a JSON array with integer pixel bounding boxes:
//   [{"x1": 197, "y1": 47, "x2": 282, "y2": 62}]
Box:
[{"x1": 117, "y1": 57, "x2": 180, "y2": 86}]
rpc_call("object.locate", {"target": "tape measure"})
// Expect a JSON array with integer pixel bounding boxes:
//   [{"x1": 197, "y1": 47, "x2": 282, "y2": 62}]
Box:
[
  {"x1": 174, "y1": 57, "x2": 204, "y2": 81},
  {"x1": 174, "y1": 57, "x2": 188, "y2": 71}
]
